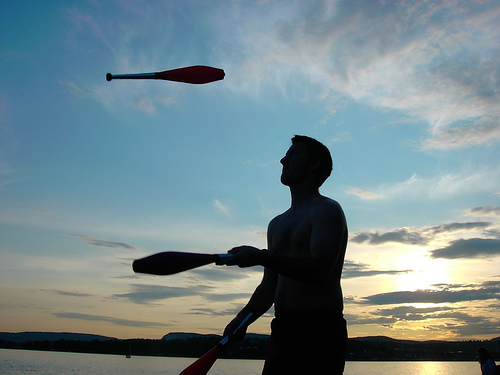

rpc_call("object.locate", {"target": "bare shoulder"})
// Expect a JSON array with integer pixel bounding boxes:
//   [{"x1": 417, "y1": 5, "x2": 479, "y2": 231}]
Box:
[
  {"x1": 268, "y1": 211, "x2": 286, "y2": 232},
  {"x1": 313, "y1": 195, "x2": 345, "y2": 218}
]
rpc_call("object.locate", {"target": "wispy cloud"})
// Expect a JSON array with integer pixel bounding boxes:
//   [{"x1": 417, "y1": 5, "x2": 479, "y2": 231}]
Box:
[
  {"x1": 348, "y1": 303, "x2": 500, "y2": 337},
  {"x1": 59, "y1": 80, "x2": 101, "y2": 102},
  {"x1": 213, "y1": 199, "x2": 232, "y2": 216},
  {"x1": 68, "y1": 234, "x2": 139, "y2": 251},
  {"x1": 188, "y1": 266, "x2": 262, "y2": 282},
  {"x1": 345, "y1": 187, "x2": 381, "y2": 200},
  {"x1": 466, "y1": 206, "x2": 500, "y2": 218},
  {"x1": 347, "y1": 167, "x2": 500, "y2": 201},
  {"x1": 135, "y1": 97, "x2": 156, "y2": 116},
  {"x1": 62, "y1": 2, "x2": 208, "y2": 115},
  {"x1": 202, "y1": 292, "x2": 251, "y2": 302},
  {"x1": 360, "y1": 281, "x2": 500, "y2": 305},
  {"x1": 214, "y1": 0, "x2": 500, "y2": 149},
  {"x1": 53, "y1": 311, "x2": 171, "y2": 328},
  {"x1": 422, "y1": 122, "x2": 500, "y2": 150},
  {"x1": 352, "y1": 220, "x2": 500, "y2": 261},
  {"x1": 351, "y1": 221, "x2": 493, "y2": 246},
  {"x1": 187, "y1": 305, "x2": 267, "y2": 318},
  {"x1": 113, "y1": 283, "x2": 252, "y2": 305},
  {"x1": 40, "y1": 289, "x2": 92, "y2": 298},
  {"x1": 64, "y1": 1, "x2": 500, "y2": 148},
  {"x1": 112, "y1": 284, "x2": 213, "y2": 304},
  {"x1": 342, "y1": 260, "x2": 411, "y2": 279},
  {"x1": 424, "y1": 317, "x2": 500, "y2": 337}
]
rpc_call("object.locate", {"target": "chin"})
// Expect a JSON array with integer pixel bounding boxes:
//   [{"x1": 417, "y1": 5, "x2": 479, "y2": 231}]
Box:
[{"x1": 280, "y1": 175, "x2": 292, "y2": 186}]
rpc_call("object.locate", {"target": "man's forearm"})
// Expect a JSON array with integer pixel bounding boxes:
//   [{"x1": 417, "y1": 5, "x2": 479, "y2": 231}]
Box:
[
  {"x1": 245, "y1": 280, "x2": 275, "y2": 317},
  {"x1": 221, "y1": 246, "x2": 332, "y2": 283},
  {"x1": 258, "y1": 250, "x2": 332, "y2": 284}
]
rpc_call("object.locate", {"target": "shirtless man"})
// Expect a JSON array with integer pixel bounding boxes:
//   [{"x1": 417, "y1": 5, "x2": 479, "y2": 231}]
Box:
[{"x1": 217, "y1": 135, "x2": 348, "y2": 374}]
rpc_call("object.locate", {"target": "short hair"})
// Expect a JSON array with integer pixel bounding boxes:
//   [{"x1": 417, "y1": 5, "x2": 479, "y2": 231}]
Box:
[
  {"x1": 291, "y1": 135, "x2": 333, "y2": 187},
  {"x1": 477, "y1": 347, "x2": 492, "y2": 363}
]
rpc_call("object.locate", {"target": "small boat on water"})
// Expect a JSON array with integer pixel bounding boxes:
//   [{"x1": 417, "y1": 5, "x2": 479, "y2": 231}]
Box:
[{"x1": 126, "y1": 340, "x2": 131, "y2": 358}]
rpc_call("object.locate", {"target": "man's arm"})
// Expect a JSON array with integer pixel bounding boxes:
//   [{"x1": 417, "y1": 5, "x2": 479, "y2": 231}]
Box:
[
  {"x1": 222, "y1": 223, "x2": 278, "y2": 339},
  {"x1": 223, "y1": 266, "x2": 277, "y2": 336},
  {"x1": 221, "y1": 200, "x2": 346, "y2": 284}
]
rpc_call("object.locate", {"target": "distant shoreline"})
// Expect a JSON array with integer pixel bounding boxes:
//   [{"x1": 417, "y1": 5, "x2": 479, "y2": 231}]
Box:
[{"x1": 1, "y1": 332, "x2": 499, "y2": 361}]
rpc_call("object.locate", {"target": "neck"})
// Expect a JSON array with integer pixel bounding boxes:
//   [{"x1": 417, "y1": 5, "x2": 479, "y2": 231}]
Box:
[{"x1": 289, "y1": 182, "x2": 320, "y2": 209}]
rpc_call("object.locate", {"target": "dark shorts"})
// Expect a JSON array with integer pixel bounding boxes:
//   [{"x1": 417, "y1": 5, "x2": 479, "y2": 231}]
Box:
[{"x1": 262, "y1": 310, "x2": 348, "y2": 375}]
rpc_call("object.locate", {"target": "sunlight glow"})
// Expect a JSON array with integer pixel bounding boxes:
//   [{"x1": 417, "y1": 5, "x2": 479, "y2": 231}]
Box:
[{"x1": 395, "y1": 252, "x2": 450, "y2": 292}]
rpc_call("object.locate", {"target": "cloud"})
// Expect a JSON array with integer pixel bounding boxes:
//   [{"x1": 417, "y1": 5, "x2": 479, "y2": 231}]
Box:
[
  {"x1": 344, "y1": 187, "x2": 381, "y2": 200},
  {"x1": 62, "y1": 3, "x2": 199, "y2": 114},
  {"x1": 375, "y1": 305, "x2": 453, "y2": 322},
  {"x1": 413, "y1": 169, "x2": 496, "y2": 200},
  {"x1": 348, "y1": 304, "x2": 500, "y2": 337},
  {"x1": 430, "y1": 238, "x2": 500, "y2": 259},
  {"x1": 429, "y1": 222, "x2": 493, "y2": 235},
  {"x1": 40, "y1": 289, "x2": 92, "y2": 298},
  {"x1": 59, "y1": 77, "x2": 175, "y2": 116},
  {"x1": 466, "y1": 206, "x2": 500, "y2": 217},
  {"x1": 68, "y1": 234, "x2": 139, "y2": 251},
  {"x1": 202, "y1": 293, "x2": 251, "y2": 302},
  {"x1": 188, "y1": 266, "x2": 263, "y2": 282},
  {"x1": 347, "y1": 305, "x2": 453, "y2": 327},
  {"x1": 351, "y1": 221, "x2": 493, "y2": 246},
  {"x1": 112, "y1": 284, "x2": 213, "y2": 304},
  {"x1": 342, "y1": 260, "x2": 411, "y2": 279},
  {"x1": 159, "y1": 96, "x2": 178, "y2": 108},
  {"x1": 422, "y1": 121, "x2": 500, "y2": 150},
  {"x1": 59, "y1": 80, "x2": 99, "y2": 101},
  {"x1": 187, "y1": 306, "x2": 246, "y2": 316},
  {"x1": 53, "y1": 311, "x2": 171, "y2": 328},
  {"x1": 360, "y1": 281, "x2": 500, "y2": 305},
  {"x1": 346, "y1": 166, "x2": 500, "y2": 202},
  {"x1": 213, "y1": 199, "x2": 232, "y2": 216},
  {"x1": 423, "y1": 314, "x2": 500, "y2": 337},
  {"x1": 113, "y1": 283, "x2": 251, "y2": 304},
  {"x1": 135, "y1": 97, "x2": 156, "y2": 116},
  {"x1": 215, "y1": 0, "x2": 500, "y2": 149},
  {"x1": 65, "y1": 1, "x2": 500, "y2": 147},
  {"x1": 352, "y1": 228, "x2": 427, "y2": 246}
]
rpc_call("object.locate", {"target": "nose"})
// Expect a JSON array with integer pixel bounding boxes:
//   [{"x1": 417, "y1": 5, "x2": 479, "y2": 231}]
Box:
[{"x1": 280, "y1": 154, "x2": 288, "y2": 165}]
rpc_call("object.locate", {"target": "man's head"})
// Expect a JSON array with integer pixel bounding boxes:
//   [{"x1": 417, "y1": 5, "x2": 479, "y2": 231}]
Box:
[{"x1": 280, "y1": 135, "x2": 333, "y2": 188}]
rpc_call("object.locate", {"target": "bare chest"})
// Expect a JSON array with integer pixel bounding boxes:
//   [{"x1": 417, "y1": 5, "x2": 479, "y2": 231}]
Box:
[{"x1": 271, "y1": 211, "x2": 312, "y2": 256}]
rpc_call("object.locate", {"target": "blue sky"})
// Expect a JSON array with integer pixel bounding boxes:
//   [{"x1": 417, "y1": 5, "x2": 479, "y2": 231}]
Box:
[{"x1": 1, "y1": 0, "x2": 499, "y2": 341}]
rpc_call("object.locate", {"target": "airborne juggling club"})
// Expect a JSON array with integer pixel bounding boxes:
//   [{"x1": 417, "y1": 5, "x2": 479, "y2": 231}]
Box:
[{"x1": 106, "y1": 65, "x2": 225, "y2": 84}]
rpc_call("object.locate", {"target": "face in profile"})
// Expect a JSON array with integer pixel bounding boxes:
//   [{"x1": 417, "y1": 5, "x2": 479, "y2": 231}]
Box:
[{"x1": 280, "y1": 143, "x2": 311, "y2": 186}]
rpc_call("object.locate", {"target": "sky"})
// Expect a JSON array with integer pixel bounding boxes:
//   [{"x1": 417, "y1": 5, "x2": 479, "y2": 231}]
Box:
[{"x1": 1, "y1": 0, "x2": 499, "y2": 342}]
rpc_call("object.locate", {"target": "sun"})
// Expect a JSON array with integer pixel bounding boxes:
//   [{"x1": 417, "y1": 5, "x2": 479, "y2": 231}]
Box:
[{"x1": 395, "y1": 251, "x2": 450, "y2": 292}]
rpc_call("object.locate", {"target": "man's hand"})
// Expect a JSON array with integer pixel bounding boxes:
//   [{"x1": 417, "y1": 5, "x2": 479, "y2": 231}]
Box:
[
  {"x1": 216, "y1": 246, "x2": 267, "y2": 268},
  {"x1": 222, "y1": 314, "x2": 249, "y2": 344}
]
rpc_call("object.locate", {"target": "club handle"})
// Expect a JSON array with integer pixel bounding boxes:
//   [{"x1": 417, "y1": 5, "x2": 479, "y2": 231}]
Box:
[
  {"x1": 220, "y1": 312, "x2": 253, "y2": 346},
  {"x1": 106, "y1": 72, "x2": 156, "y2": 81}
]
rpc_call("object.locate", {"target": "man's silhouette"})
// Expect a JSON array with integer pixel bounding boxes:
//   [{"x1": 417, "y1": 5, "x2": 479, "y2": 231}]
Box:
[{"x1": 218, "y1": 135, "x2": 348, "y2": 374}]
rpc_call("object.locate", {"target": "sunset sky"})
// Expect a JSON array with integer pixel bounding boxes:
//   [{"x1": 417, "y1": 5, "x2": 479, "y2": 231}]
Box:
[{"x1": 1, "y1": 0, "x2": 499, "y2": 341}]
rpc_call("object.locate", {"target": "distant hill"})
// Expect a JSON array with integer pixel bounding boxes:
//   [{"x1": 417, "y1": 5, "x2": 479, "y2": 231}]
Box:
[
  {"x1": 347, "y1": 335, "x2": 500, "y2": 361},
  {"x1": 162, "y1": 332, "x2": 219, "y2": 341},
  {"x1": 1, "y1": 331, "x2": 499, "y2": 361},
  {"x1": 161, "y1": 332, "x2": 268, "y2": 342},
  {"x1": 0, "y1": 332, "x2": 116, "y2": 342}
]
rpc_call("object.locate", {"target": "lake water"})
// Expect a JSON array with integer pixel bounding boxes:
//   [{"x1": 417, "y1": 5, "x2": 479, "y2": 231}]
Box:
[{"x1": 0, "y1": 349, "x2": 480, "y2": 374}]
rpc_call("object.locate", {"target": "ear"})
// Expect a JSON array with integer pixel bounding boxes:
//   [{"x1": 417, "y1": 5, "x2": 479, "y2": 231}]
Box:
[{"x1": 309, "y1": 159, "x2": 321, "y2": 171}]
